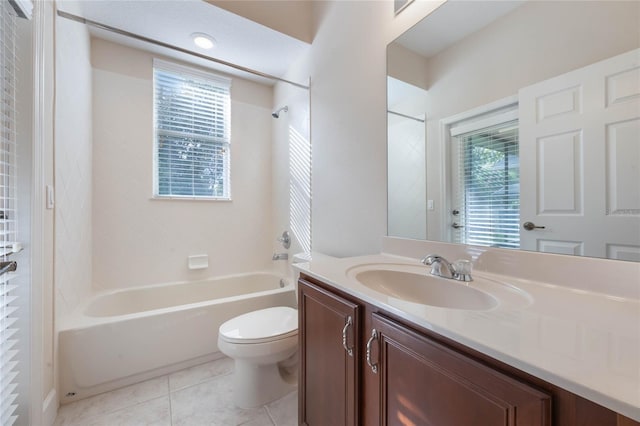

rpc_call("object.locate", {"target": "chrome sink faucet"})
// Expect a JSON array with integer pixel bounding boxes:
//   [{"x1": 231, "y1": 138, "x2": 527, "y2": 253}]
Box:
[{"x1": 420, "y1": 254, "x2": 473, "y2": 282}]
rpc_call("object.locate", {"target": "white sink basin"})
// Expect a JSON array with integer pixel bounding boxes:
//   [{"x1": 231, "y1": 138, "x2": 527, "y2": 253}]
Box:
[
  {"x1": 354, "y1": 269, "x2": 498, "y2": 310},
  {"x1": 346, "y1": 263, "x2": 532, "y2": 311}
]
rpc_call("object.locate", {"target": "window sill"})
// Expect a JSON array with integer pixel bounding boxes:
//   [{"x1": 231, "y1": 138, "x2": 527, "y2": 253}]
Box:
[{"x1": 151, "y1": 195, "x2": 232, "y2": 202}]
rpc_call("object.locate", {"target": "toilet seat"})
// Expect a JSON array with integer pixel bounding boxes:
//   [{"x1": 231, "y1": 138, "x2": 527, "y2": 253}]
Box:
[{"x1": 219, "y1": 306, "x2": 298, "y2": 344}]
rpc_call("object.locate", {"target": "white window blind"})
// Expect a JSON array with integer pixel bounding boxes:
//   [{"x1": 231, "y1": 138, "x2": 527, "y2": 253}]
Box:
[
  {"x1": 153, "y1": 59, "x2": 231, "y2": 199},
  {"x1": 452, "y1": 120, "x2": 520, "y2": 249},
  {"x1": 0, "y1": 1, "x2": 20, "y2": 424}
]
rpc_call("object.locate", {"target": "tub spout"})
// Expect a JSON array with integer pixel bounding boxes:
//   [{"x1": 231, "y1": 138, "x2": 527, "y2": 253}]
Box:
[{"x1": 272, "y1": 253, "x2": 288, "y2": 261}]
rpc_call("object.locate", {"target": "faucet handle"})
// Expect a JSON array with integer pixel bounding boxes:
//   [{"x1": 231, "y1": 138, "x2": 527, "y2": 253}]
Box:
[
  {"x1": 421, "y1": 254, "x2": 455, "y2": 279},
  {"x1": 420, "y1": 254, "x2": 442, "y2": 265},
  {"x1": 453, "y1": 259, "x2": 473, "y2": 282},
  {"x1": 277, "y1": 231, "x2": 291, "y2": 249}
]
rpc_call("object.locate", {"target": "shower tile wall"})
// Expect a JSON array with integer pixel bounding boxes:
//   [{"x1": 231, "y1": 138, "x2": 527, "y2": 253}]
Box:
[
  {"x1": 54, "y1": 13, "x2": 94, "y2": 317},
  {"x1": 387, "y1": 111, "x2": 427, "y2": 240}
]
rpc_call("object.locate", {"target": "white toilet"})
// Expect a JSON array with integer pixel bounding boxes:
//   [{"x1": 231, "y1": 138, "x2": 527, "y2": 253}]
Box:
[{"x1": 218, "y1": 306, "x2": 298, "y2": 408}]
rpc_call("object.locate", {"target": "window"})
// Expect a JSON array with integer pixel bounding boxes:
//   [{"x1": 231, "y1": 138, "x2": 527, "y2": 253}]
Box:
[
  {"x1": 153, "y1": 59, "x2": 231, "y2": 199},
  {"x1": 451, "y1": 119, "x2": 520, "y2": 249},
  {"x1": 1, "y1": 1, "x2": 24, "y2": 424}
]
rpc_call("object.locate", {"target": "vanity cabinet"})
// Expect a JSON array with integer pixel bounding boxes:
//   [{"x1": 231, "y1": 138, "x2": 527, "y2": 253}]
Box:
[
  {"x1": 298, "y1": 279, "x2": 360, "y2": 425},
  {"x1": 370, "y1": 313, "x2": 550, "y2": 425},
  {"x1": 299, "y1": 274, "x2": 639, "y2": 426}
]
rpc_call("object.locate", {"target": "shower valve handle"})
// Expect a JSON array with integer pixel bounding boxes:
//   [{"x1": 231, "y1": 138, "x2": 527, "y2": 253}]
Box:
[{"x1": 277, "y1": 231, "x2": 291, "y2": 249}]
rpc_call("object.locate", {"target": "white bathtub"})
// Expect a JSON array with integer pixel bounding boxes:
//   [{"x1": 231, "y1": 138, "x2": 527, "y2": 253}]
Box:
[{"x1": 58, "y1": 272, "x2": 296, "y2": 403}]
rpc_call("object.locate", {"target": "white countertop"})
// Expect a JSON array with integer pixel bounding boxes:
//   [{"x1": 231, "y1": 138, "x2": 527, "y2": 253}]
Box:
[{"x1": 295, "y1": 252, "x2": 640, "y2": 421}]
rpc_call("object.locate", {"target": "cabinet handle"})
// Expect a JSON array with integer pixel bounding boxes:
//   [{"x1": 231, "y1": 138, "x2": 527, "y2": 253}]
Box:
[
  {"x1": 342, "y1": 316, "x2": 353, "y2": 357},
  {"x1": 366, "y1": 328, "x2": 378, "y2": 374}
]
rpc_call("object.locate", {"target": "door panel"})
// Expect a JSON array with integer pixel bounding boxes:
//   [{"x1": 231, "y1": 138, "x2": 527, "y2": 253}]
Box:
[
  {"x1": 298, "y1": 279, "x2": 359, "y2": 426},
  {"x1": 372, "y1": 314, "x2": 551, "y2": 426},
  {"x1": 607, "y1": 118, "x2": 640, "y2": 214},
  {"x1": 536, "y1": 130, "x2": 582, "y2": 214},
  {"x1": 537, "y1": 239, "x2": 583, "y2": 256}
]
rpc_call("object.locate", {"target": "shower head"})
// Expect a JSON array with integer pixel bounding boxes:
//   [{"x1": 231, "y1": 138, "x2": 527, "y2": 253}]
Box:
[{"x1": 272, "y1": 105, "x2": 288, "y2": 118}]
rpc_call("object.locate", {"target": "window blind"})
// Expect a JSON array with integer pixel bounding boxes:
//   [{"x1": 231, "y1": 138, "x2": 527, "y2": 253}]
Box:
[
  {"x1": 453, "y1": 120, "x2": 520, "y2": 249},
  {"x1": 153, "y1": 59, "x2": 231, "y2": 199},
  {"x1": 0, "y1": 1, "x2": 20, "y2": 424}
]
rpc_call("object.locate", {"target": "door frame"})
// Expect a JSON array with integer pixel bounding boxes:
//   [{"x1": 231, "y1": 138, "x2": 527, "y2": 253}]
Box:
[
  {"x1": 30, "y1": 1, "x2": 56, "y2": 425},
  {"x1": 438, "y1": 95, "x2": 518, "y2": 244}
]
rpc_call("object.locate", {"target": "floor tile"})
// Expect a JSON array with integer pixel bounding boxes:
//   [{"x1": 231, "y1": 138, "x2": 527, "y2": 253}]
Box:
[
  {"x1": 54, "y1": 376, "x2": 168, "y2": 426},
  {"x1": 238, "y1": 411, "x2": 275, "y2": 426},
  {"x1": 170, "y1": 375, "x2": 266, "y2": 426},
  {"x1": 169, "y1": 357, "x2": 234, "y2": 391},
  {"x1": 265, "y1": 391, "x2": 297, "y2": 426},
  {"x1": 84, "y1": 396, "x2": 171, "y2": 426},
  {"x1": 54, "y1": 359, "x2": 297, "y2": 426}
]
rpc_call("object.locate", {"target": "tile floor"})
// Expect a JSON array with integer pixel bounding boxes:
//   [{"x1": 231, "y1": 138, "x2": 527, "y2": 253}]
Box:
[{"x1": 54, "y1": 357, "x2": 298, "y2": 426}]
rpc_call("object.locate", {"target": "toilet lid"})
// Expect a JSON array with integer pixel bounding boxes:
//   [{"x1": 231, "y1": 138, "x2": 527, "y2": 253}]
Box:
[{"x1": 219, "y1": 306, "x2": 298, "y2": 344}]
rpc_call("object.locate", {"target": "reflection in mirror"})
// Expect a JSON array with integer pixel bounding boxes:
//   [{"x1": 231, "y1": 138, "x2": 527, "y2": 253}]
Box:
[
  {"x1": 388, "y1": 77, "x2": 428, "y2": 239},
  {"x1": 387, "y1": 0, "x2": 640, "y2": 261}
]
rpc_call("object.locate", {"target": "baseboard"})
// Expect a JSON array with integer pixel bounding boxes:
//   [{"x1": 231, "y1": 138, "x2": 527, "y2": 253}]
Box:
[
  {"x1": 42, "y1": 389, "x2": 57, "y2": 426},
  {"x1": 60, "y1": 352, "x2": 225, "y2": 405}
]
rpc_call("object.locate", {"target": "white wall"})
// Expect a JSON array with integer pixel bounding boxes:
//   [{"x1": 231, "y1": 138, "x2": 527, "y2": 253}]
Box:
[
  {"x1": 91, "y1": 39, "x2": 275, "y2": 289},
  {"x1": 308, "y1": 0, "x2": 443, "y2": 257},
  {"x1": 208, "y1": 0, "x2": 313, "y2": 43},
  {"x1": 272, "y1": 50, "x2": 311, "y2": 273},
  {"x1": 310, "y1": 1, "x2": 387, "y2": 257},
  {"x1": 54, "y1": 13, "x2": 93, "y2": 319},
  {"x1": 425, "y1": 1, "x2": 639, "y2": 120}
]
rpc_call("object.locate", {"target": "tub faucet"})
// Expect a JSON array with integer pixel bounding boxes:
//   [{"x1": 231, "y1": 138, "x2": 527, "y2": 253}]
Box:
[
  {"x1": 272, "y1": 253, "x2": 289, "y2": 261},
  {"x1": 420, "y1": 254, "x2": 473, "y2": 282}
]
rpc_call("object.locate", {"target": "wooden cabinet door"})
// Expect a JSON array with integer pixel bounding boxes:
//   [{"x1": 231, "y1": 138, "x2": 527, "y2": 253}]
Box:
[
  {"x1": 370, "y1": 313, "x2": 551, "y2": 426},
  {"x1": 298, "y1": 279, "x2": 360, "y2": 426}
]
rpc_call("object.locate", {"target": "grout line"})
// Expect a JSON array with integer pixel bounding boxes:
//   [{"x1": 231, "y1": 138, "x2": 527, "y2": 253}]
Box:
[
  {"x1": 56, "y1": 376, "x2": 171, "y2": 425},
  {"x1": 168, "y1": 385, "x2": 174, "y2": 426},
  {"x1": 163, "y1": 375, "x2": 173, "y2": 426},
  {"x1": 168, "y1": 359, "x2": 235, "y2": 394},
  {"x1": 169, "y1": 369, "x2": 235, "y2": 394},
  {"x1": 265, "y1": 405, "x2": 277, "y2": 426},
  {"x1": 77, "y1": 396, "x2": 169, "y2": 426},
  {"x1": 235, "y1": 407, "x2": 276, "y2": 426}
]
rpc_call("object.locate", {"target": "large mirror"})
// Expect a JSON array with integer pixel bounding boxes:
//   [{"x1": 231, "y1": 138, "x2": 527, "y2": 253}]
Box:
[{"x1": 387, "y1": 0, "x2": 640, "y2": 261}]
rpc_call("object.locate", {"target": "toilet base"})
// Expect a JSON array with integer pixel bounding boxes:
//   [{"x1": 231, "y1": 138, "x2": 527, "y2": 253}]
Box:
[{"x1": 232, "y1": 356, "x2": 297, "y2": 408}]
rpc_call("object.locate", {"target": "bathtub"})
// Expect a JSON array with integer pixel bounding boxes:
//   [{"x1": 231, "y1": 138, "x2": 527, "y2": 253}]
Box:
[{"x1": 58, "y1": 272, "x2": 296, "y2": 403}]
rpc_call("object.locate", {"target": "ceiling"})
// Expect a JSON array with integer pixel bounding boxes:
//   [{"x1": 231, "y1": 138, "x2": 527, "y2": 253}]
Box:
[
  {"x1": 57, "y1": 0, "x2": 311, "y2": 86},
  {"x1": 394, "y1": 0, "x2": 525, "y2": 59}
]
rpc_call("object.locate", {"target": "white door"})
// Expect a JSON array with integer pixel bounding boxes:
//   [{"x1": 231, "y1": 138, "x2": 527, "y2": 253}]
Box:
[{"x1": 519, "y1": 49, "x2": 640, "y2": 260}]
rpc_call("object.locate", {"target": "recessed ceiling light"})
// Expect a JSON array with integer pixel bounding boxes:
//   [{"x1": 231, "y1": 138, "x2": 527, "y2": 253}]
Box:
[{"x1": 191, "y1": 33, "x2": 216, "y2": 50}]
